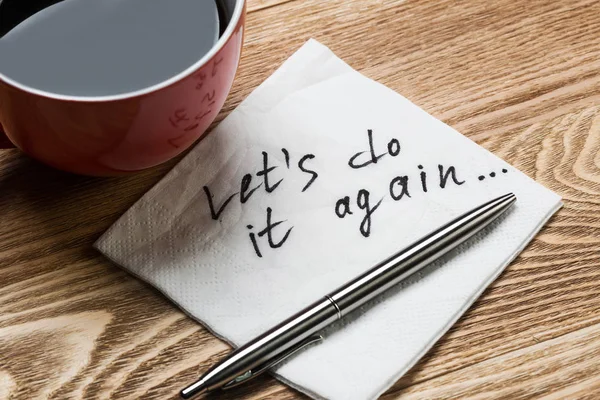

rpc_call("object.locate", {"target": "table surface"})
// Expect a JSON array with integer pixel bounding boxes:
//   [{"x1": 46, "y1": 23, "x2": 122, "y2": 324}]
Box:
[{"x1": 2, "y1": 0, "x2": 600, "y2": 399}]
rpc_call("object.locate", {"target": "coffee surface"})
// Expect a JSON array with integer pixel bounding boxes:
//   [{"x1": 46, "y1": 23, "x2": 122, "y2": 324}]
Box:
[{"x1": 0, "y1": 0, "x2": 220, "y2": 96}]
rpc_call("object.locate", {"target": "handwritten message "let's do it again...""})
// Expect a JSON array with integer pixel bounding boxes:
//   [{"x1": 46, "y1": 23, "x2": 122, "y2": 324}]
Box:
[{"x1": 202, "y1": 129, "x2": 509, "y2": 258}]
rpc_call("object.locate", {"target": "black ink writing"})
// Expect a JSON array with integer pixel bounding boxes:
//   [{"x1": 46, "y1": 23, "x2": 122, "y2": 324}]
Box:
[
  {"x1": 204, "y1": 149, "x2": 322, "y2": 239},
  {"x1": 240, "y1": 173, "x2": 262, "y2": 204},
  {"x1": 256, "y1": 151, "x2": 283, "y2": 193},
  {"x1": 438, "y1": 165, "x2": 465, "y2": 188},
  {"x1": 387, "y1": 138, "x2": 400, "y2": 156},
  {"x1": 357, "y1": 189, "x2": 383, "y2": 238},
  {"x1": 418, "y1": 165, "x2": 428, "y2": 192},
  {"x1": 203, "y1": 185, "x2": 237, "y2": 220},
  {"x1": 247, "y1": 208, "x2": 294, "y2": 257},
  {"x1": 479, "y1": 168, "x2": 508, "y2": 181},
  {"x1": 349, "y1": 129, "x2": 384, "y2": 169},
  {"x1": 247, "y1": 224, "x2": 262, "y2": 258},
  {"x1": 201, "y1": 129, "x2": 507, "y2": 259},
  {"x1": 335, "y1": 196, "x2": 353, "y2": 218},
  {"x1": 259, "y1": 207, "x2": 293, "y2": 248},
  {"x1": 334, "y1": 189, "x2": 383, "y2": 237},
  {"x1": 389, "y1": 176, "x2": 411, "y2": 200},
  {"x1": 282, "y1": 148, "x2": 290, "y2": 168},
  {"x1": 298, "y1": 154, "x2": 318, "y2": 192},
  {"x1": 348, "y1": 129, "x2": 401, "y2": 169}
]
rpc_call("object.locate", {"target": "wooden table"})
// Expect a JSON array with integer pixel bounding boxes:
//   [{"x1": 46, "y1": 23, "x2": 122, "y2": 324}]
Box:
[{"x1": 2, "y1": 0, "x2": 600, "y2": 398}]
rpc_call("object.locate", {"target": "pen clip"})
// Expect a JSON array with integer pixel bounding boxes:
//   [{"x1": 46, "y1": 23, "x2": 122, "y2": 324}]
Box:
[{"x1": 222, "y1": 334, "x2": 323, "y2": 390}]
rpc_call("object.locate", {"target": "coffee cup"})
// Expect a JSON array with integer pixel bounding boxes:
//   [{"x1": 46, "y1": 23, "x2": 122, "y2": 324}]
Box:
[{"x1": 0, "y1": 0, "x2": 246, "y2": 176}]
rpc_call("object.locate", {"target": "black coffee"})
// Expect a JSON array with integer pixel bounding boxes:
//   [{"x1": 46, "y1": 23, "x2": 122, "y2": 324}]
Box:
[{"x1": 0, "y1": 0, "x2": 223, "y2": 96}]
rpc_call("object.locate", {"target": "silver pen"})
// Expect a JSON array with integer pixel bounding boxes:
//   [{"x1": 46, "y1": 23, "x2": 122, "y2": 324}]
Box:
[{"x1": 181, "y1": 192, "x2": 517, "y2": 398}]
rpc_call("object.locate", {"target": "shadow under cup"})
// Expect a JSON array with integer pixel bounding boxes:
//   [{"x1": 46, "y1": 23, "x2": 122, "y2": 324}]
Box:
[{"x1": 0, "y1": 0, "x2": 246, "y2": 176}]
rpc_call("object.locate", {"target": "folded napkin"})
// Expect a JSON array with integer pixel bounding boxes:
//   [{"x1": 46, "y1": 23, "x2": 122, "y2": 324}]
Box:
[{"x1": 95, "y1": 39, "x2": 562, "y2": 400}]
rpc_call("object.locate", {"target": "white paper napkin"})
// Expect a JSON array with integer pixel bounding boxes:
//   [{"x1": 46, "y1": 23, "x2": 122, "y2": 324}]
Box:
[{"x1": 95, "y1": 39, "x2": 562, "y2": 400}]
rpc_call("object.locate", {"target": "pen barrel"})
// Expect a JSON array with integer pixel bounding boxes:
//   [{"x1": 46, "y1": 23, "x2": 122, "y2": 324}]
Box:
[
  {"x1": 196, "y1": 297, "x2": 339, "y2": 391},
  {"x1": 329, "y1": 193, "x2": 516, "y2": 315}
]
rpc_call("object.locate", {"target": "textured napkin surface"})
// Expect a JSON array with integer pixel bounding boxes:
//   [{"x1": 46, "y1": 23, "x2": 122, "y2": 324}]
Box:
[{"x1": 95, "y1": 39, "x2": 562, "y2": 400}]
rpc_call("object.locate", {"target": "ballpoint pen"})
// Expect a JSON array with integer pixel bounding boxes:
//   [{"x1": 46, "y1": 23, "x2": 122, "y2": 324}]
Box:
[{"x1": 181, "y1": 192, "x2": 517, "y2": 398}]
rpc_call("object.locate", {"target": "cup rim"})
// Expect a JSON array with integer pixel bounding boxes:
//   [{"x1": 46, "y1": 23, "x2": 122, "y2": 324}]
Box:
[{"x1": 0, "y1": 0, "x2": 245, "y2": 103}]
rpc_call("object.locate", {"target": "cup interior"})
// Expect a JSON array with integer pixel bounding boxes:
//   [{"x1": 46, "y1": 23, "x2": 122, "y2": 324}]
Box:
[
  {"x1": 0, "y1": 0, "x2": 245, "y2": 100},
  {"x1": 219, "y1": 0, "x2": 239, "y2": 28}
]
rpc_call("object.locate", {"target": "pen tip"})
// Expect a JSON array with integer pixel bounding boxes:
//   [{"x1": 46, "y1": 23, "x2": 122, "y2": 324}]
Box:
[
  {"x1": 500, "y1": 192, "x2": 517, "y2": 204},
  {"x1": 180, "y1": 381, "x2": 208, "y2": 399}
]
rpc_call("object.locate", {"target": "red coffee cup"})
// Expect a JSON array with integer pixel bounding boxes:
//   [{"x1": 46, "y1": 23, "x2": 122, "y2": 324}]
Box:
[{"x1": 0, "y1": 0, "x2": 246, "y2": 176}]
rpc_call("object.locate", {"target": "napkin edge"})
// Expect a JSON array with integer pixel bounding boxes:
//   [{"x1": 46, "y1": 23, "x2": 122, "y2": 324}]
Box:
[
  {"x1": 92, "y1": 242, "x2": 331, "y2": 399},
  {"x1": 92, "y1": 242, "x2": 241, "y2": 339}
]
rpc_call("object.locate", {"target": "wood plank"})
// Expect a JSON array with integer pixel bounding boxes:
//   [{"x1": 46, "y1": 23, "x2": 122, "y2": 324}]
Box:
[
  {"x1": 247, "y1": 0, "x2": 297, "y2": 13},
  {"x1": 231, "y1": 0, "x2": 600, "y2": 142},
  {"x1": 383, "y1": 321, "x2": 600, "y2": 399}
]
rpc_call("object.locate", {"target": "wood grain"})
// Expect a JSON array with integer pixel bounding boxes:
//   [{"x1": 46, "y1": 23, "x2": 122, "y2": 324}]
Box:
[{"x1": 1, "y1": 0, "x2": 600, "y2": 399}]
